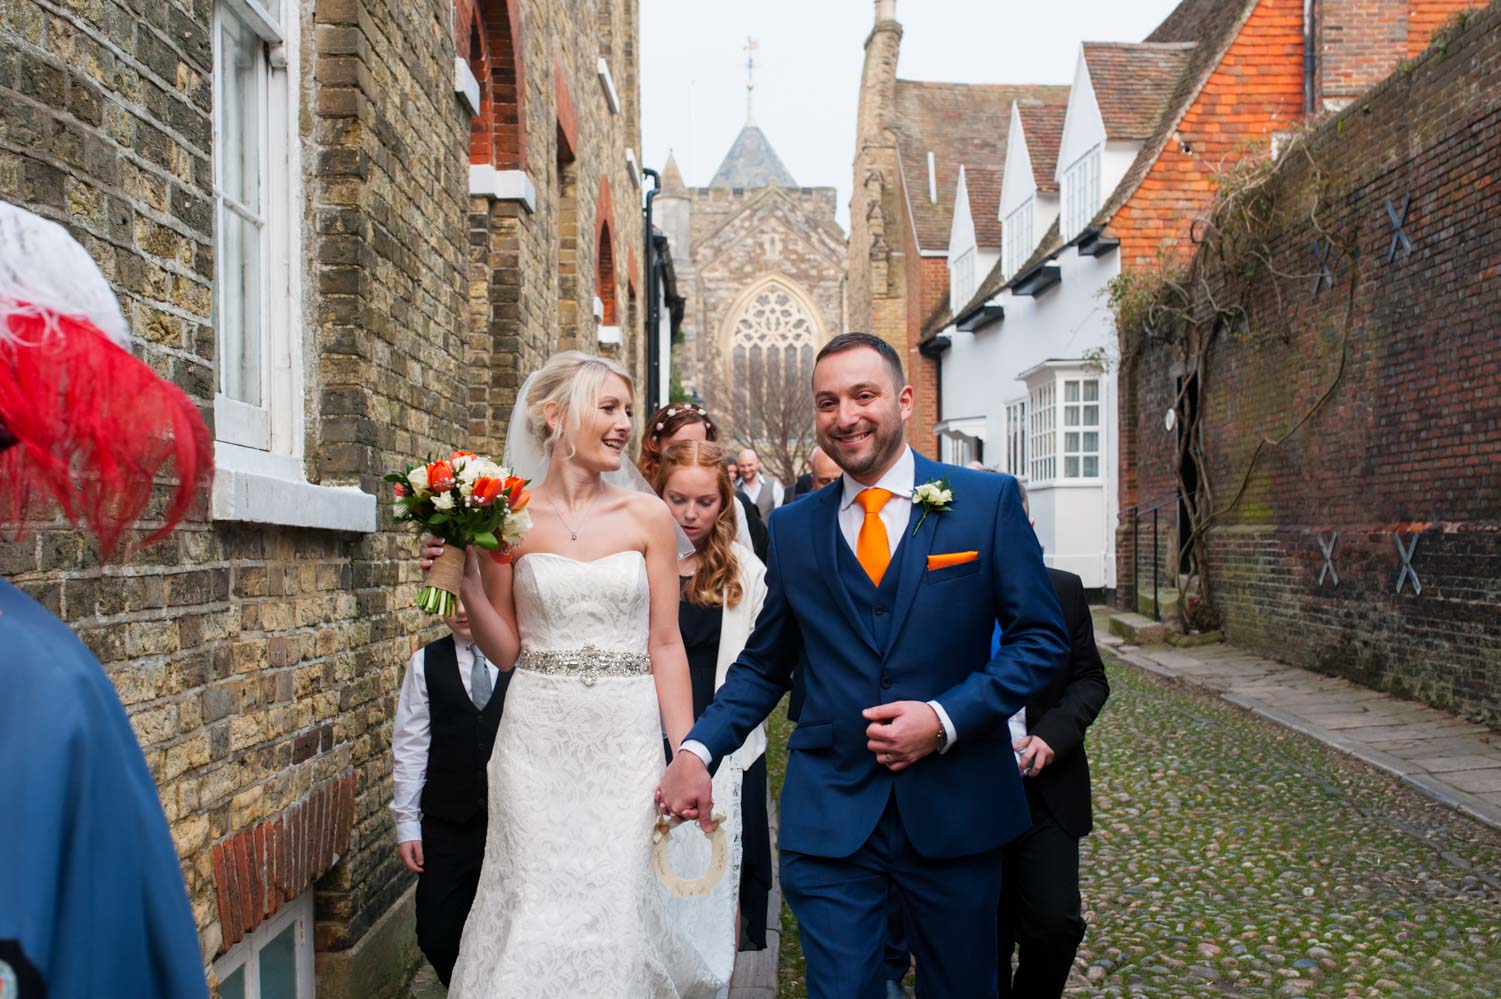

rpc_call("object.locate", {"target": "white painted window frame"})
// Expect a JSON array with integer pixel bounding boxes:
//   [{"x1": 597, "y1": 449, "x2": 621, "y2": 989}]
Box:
[
  {"x1": 1003, "y1": 198, "x2": 1034, "y2": 279},
  {"x1": 1062, "y1": 144, "x2": 1101, "y2": 240},
  {"x1": 950, "y1": 247, "x2": 975, "y2": 311},
  {"x1": 213, "y1": 0, "x2": 286, "y2": 451},
  {"x1": 1061, "y1": 377, "x2": 1103, "y2": 480},
  {"x1": 212, "y1": 888, "x2": 315, "y2": 999},
  {"x1": 211, "y1": 0, "x2": 376, "y2": 532},
  {"x1": 1028, "y1": 381, "x2": 1057, "y2": 483},
  {"x1": 1004, "y1": 397, "x2": 1027, "y2": 479}
]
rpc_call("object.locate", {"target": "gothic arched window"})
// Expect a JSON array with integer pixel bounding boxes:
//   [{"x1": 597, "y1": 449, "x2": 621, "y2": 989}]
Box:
[{"x1": 722, "y1": 278, "x2": 821, "y2": 461}]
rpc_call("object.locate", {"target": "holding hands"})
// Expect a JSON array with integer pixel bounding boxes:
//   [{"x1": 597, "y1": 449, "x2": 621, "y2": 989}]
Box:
[{"x1": 655, "y1": 752, "x2": 717, "y2": 834}]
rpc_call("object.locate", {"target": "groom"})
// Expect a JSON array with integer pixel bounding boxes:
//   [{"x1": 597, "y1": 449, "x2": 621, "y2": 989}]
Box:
[{"x1": 659, "y1": 332, "x2": 1069, "y2": 998}]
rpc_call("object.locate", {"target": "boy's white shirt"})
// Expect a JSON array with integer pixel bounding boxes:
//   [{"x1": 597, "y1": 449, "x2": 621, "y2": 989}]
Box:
[{"x1": 390, "y1": 636, "x2": 500, "y2": 844}]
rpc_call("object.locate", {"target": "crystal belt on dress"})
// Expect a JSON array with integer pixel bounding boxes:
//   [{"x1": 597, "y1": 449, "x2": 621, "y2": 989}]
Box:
[{"x1": 517, "y1": 644, "x2": 652, "y2": 685}]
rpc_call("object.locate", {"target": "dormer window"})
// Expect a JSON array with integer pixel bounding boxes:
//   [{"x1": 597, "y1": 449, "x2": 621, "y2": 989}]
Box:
[
  {"x1": 1003, "y1": 198, "x2": 1034, "y2": 279},
  {"x1": 950, "y1": 247, "x2": 975, "y2": 310},
  {"x1": 1063, "y1": 144, "x2": 1101, "y2": 240}
]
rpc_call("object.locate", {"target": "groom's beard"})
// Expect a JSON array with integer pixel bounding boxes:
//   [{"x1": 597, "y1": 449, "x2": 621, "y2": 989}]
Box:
[{"x1": 818, "y1": 408, "x2": 905, "y2": 481}]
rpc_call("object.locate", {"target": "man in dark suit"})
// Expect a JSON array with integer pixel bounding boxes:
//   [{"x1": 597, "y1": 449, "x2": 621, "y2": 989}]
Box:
[
  {"x1": 661, "y1": 333, "x2": 1069, "y2": 999},
  {"x1": 998, "y1": 481, "x2": 1110, "y2": 996}
]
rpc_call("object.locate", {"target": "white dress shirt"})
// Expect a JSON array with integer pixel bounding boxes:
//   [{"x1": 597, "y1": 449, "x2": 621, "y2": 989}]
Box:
[
  {"x1": 682, "y1": 447, "x2": 957, "y2": 769},
  {"x1": 834, "y1": 447, "x2": 957, "y2": 752},
  {"x1": 390, "y1": 638, "x2": 501, "y2": 844},
  {"x1": 740, "y1": 475, "x2": 784, "y2": 508}
]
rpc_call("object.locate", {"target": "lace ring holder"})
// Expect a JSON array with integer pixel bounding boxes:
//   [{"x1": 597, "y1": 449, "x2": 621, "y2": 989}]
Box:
[{"x1": 652, "y1": 812, "x2": 728, "y2": 897}]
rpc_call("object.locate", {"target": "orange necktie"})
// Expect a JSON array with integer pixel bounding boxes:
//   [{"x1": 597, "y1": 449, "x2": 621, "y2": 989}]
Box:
[{"x1": 855, "y1": 488, "x2": 893, "y2": 586}]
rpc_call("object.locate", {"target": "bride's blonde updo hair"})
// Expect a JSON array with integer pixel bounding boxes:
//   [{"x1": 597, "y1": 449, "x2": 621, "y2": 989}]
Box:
[{"x1": 524, "y1": 351, "x2": 635, "y2": 460}]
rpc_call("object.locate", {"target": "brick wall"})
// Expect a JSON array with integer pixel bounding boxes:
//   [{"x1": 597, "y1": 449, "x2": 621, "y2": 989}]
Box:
[
  {"x1": 1, "y1": 0, "x2": 644, "y2": 990},
  {"x1": 1316, "y1": 0, "x2": 1485, "y2": 106},
  {"x1": 1119, "y1": 3, "x2": 1501, "y2": 728},
  {"x1": 1113, "y1": 0, "x2": 1307, "y2": 270}
]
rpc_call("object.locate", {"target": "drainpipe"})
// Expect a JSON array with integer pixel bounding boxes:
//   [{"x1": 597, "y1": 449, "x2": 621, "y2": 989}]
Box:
[
  {"x1": 643, "y1": 167, "x2": 661, "y2": 409},
  {"x1": 1303, "y1": 0, "x2": 1316, "y2": 116}
]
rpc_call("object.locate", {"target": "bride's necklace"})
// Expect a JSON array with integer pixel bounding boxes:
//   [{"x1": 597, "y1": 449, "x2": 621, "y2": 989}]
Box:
[{"x1": 547, "y1": 488, "x2": 601, "y2": 542}]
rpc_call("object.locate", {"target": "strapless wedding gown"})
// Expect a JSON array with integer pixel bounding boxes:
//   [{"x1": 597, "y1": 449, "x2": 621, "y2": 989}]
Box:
[{"x1": 447, "y1": 551, "x2": 731, "y2": 999}]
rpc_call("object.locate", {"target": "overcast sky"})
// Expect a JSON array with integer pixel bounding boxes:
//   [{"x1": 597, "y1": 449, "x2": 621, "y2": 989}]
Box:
[{"x1": 641, "y1": 0, "x2": 1182, "y2": 231}]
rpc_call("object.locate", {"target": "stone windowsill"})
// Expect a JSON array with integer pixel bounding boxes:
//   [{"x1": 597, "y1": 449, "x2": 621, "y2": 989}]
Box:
[{"x1": 212, "y1": 441, "x2": 376, "y2": 532}]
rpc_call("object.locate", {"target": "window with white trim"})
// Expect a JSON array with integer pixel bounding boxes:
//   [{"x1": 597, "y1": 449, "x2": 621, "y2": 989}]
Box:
[
  {"x1": 1061, "y1": 378, "x2": 1102, "y2": 478},
  {"x1": 1028, "y1": 382, "x2": 1056, "y2": 482},
  {"x1": 950, "y1": 247, "x2": 975, "y2": 311},
  {"x1": 1004, "y1": 398, "x2": 1027, "y2": 478},
  {"x1": 213, "y1": 0, "x2": 297, "y2": 452},
  {"x1": 1062, "y1": 144, "x2": 1101, "y2": 240},
  {"x1": 1003, "y1": 199, "x2": 1034, "y2": 278},
  {"x1": 214, "y1": 887, "x2": 315, "y2": 998}
]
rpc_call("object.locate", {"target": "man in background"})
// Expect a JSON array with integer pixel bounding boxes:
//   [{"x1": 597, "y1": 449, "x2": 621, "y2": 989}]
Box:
[{"x1": 736, "y1": 448, "x2": 785, "y2": 519}]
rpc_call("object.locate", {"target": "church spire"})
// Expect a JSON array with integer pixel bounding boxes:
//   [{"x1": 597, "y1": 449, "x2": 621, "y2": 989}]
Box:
[
  {"x1": 743, "y1": 36, "x2": 758, "y2": 125},
  {"x1": 661, "y1": 150, "x2": 687, "y2": 195}
]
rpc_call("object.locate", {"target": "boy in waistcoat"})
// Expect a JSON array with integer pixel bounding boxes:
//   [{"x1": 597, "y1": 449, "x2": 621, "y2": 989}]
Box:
[{"x1": 391, "y1": 600, "x2": 511, "y2": 985}]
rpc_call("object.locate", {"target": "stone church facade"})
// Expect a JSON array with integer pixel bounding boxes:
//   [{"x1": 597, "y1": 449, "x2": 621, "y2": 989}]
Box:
[{"x1": 653, "y1": 124, "x2": 846, "y2": 482}]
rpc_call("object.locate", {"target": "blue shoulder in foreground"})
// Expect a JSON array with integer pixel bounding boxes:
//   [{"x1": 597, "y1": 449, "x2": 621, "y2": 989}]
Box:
[{"x1": 0, "y1": 578, "x2": 208, "y2": 998}]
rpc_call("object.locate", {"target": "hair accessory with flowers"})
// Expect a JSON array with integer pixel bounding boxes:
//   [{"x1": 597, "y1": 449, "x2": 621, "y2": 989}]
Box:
[
  {"x1": 385, "y1": 450, "x2": 531, "y2": 615},
  {"x1": 911, "y1": 477, "x2": 953, "y2": 536}
]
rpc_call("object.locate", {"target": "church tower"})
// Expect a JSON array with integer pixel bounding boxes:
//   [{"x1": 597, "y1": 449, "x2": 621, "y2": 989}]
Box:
[
  {"x1": 651, "y1": 74, "x2": 847, "y2": 484},
  {"x1": 847, "y1": 0, "x2": 904, "y2": 341}
]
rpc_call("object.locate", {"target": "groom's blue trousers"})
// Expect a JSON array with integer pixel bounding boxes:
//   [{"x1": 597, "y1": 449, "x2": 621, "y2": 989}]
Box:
[{"x1": 781, "y1": 795, "x2": 1002, "y2": 999}]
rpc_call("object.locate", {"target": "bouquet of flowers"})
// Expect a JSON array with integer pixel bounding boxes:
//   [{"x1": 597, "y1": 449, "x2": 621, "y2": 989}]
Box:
[{"x1": 386, "y1": 451, "x2": 532, "y2": 615}]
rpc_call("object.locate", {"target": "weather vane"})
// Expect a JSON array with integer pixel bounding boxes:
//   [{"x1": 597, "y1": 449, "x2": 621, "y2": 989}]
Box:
[{"x1": 743, "y1": 36, "x2": 758, "y2": 124}]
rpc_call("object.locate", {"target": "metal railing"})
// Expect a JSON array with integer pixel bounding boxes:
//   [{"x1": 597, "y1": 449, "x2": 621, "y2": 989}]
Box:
[{"x1": 1118, "y1": 492, "x2": 1190, "y2": 622}]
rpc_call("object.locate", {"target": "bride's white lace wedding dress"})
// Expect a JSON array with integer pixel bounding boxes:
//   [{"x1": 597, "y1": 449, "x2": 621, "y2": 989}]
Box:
[{"x1": 447, "y1": 551, "x2": 732, "y2": 999}]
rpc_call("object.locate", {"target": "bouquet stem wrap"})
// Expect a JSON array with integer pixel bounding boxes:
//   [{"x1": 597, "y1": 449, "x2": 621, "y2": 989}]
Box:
[{"x1": 418, "y1": 544, "x2": 467, "y2": 616}]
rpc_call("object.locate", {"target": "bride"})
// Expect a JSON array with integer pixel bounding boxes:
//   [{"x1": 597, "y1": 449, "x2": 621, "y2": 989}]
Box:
[{"x1": 428, "y1": 352, "x2": 728, "y2": 997}]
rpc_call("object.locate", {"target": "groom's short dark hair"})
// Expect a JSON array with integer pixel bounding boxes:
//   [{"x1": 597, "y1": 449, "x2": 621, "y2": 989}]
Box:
[{"x1": 815, "y1": 332, "x2": 906, "y2": 390}]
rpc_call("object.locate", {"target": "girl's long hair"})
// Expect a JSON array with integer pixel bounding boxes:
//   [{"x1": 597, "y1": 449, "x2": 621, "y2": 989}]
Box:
[
  {"x1": 652, "y1": 440, "x2": 742, "y2": 609},
  {"x1": 636, "y1": 402, "x2": 717, "y2": 483}
]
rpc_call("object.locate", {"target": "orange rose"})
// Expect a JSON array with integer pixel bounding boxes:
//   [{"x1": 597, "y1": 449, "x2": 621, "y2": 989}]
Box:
[
  {"x1": 450, "y1": 450, "x2": 478, "y2": 463},
  {"x1": 394, "y1": 483, "x2": 407, "y2": 497},
  {"x1": 426, "y1": 460, "x2": 455, "y2": 492},
  {"x1": 470, "y1": 476, "x2": 505, "y2": 507}
]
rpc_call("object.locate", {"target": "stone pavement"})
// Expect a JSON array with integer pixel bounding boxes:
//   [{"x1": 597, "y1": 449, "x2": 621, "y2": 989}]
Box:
[
  {"x1": 1098, "y1": 619, "x2": 1501, "y2": 833},
  {"x1": 1069, "y1": 645, "x2": 1501, "y2": 995}
]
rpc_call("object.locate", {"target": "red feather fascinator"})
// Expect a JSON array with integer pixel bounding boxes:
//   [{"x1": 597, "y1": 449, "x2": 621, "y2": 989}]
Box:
[{"x1": 0, "y1": 202, "x2": 212, "y2": 559}]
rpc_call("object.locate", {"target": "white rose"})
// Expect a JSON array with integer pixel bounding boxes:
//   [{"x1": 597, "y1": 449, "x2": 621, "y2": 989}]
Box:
[
  {"x1": 935, "y1": 488, "x2": 953, "y2": 505},
  {"x1": 407, "y1": 465, "x2": 429, "y2": 495},
  {"x1": 501, "y1": 506, "x2": 532, "y2": 544},
  {"x1": 432, "y1": 491, "x2": 455, "y2": 511},
  {"x1": 460, "y1": 458, "x2": 502, "y2": 487}
]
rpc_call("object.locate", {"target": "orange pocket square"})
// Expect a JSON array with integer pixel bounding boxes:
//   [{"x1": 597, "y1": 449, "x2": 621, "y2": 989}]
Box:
[{"x1": 927, "y1": 551, "x2": 979, "y2": 571}]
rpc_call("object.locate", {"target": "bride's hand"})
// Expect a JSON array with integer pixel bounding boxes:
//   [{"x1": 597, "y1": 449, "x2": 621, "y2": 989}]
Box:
[
  {"x1": 418, "y1": 534, "x2": 444, "y2": 571},
  {"x1": 459, "y1": 546, "x2": 487, "y2": 604}
]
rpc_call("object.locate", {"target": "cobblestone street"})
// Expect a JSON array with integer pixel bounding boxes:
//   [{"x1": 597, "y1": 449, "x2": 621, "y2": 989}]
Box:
[{"x1": 1064, "y1": 656, "x2": 1501, "y2": 996}]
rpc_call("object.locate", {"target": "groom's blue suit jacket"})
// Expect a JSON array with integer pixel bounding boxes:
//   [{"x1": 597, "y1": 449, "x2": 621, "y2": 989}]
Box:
[{"x1": 687, "y1": 453, "x2": 1069, "y2": 860}]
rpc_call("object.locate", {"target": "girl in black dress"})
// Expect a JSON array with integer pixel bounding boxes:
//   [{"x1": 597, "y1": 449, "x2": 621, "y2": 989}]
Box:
[{"x1": 652, "y1": 440, "x2": 773, "y2": 952}]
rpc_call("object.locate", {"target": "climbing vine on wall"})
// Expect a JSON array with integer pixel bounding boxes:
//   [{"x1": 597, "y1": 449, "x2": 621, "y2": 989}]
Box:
[{"x1": 1108, "y1": 137, "x2": 1361, "y2": 632}]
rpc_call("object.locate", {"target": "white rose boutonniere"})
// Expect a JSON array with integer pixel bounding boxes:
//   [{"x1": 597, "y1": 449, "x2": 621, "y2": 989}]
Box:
[{"x1": 911, "y1": 478, "x2": 954, "y2": 535}]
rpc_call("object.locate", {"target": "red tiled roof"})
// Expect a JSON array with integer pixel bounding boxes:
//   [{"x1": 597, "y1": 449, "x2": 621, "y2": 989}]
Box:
[
  {"x1": 964, "y1": 165, "x2": 1002, "y2": 247},
  {"x1": 1015, "y1": 100, "x2": 1068, "y2": 193},
  {"x1": 1145, "y1": 0, "x2": 1229, "y2": 43},
  {"x1": 1082, "y1": 42, "x2": 1197, "y2": 141},
  {"x1": 892, "y1": 80, "x2": 1069, "y2": 252},
  {"x1": 1093, "y1": 0, "x2": 1263, "y2": 232}
]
